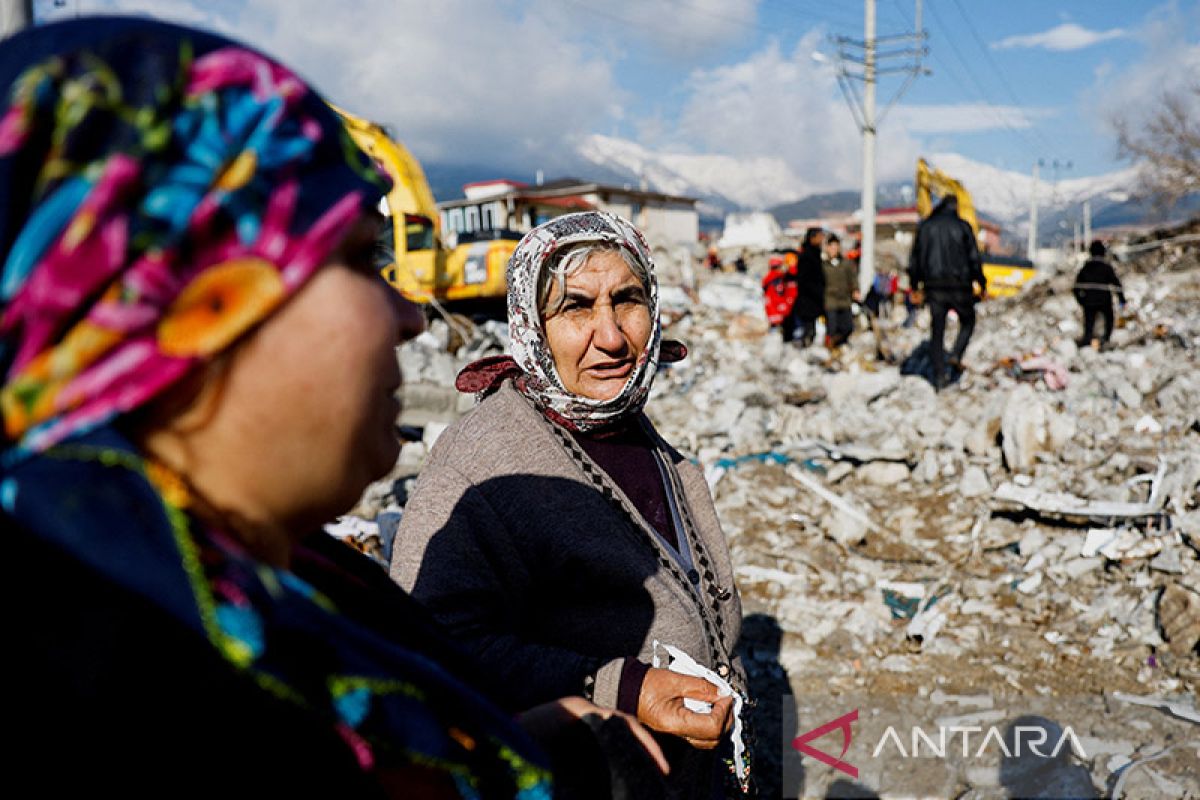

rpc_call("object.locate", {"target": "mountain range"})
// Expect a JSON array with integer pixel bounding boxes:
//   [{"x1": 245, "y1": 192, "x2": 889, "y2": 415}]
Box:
[{"x1": 426, "y1": 134, "x2": 1192, "y2": 241}]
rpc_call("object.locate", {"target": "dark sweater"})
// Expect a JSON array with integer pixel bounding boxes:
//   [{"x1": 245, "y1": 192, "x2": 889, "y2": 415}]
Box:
[
  {"x1": 1073, "y1": 259, "x2": 1124, "y2": 308},
  {"x1": 572, "y1": 421, "x2": 678, "y2": 550}
]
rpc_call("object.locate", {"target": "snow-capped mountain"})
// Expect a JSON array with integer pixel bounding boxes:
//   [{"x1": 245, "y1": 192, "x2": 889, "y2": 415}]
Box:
[
  {"x1": 577, "y1": 134, "x2": 813, "y2": 212},
  {"x1": 574, "y1": 134, "x2": 1146, "y2": 234}
]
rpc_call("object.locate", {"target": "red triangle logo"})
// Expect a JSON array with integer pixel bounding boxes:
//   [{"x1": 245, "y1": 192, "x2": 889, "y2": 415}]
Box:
[{"x1": 792, "y1": 708, "x2": 859, "y2": 779}]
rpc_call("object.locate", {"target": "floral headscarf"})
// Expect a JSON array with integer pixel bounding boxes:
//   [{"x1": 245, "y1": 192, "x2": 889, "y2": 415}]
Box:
[
  {"x1": 457, "y1": 211, "x2": 684, "y2": 431},
  {"x1": 0, "y1": 16, "x2": 386, "y2": 459}
]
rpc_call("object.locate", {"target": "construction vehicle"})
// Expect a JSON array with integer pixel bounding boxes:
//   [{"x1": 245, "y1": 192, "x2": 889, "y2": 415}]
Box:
[
  {"x1": 334, "y1": 107, "x2": 517, "y2": 311},
  {"x1": 915, "y1": 157, "x2": 1035, "y2": 298}
]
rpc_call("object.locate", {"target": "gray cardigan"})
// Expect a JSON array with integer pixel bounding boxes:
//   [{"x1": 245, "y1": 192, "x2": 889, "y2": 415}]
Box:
[{"x1": 391, "y1": 381, "x2": 745, "y2": 793}]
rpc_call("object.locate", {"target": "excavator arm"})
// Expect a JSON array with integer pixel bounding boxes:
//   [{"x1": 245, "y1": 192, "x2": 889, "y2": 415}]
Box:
[{"x1": 915, "y1": 158, "x2": 978, "y2": 235}]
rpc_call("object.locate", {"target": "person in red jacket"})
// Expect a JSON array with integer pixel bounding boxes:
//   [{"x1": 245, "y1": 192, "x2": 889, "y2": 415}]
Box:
[{"x1": 763, "y1": 254, "x2": 798, "y2": 327}]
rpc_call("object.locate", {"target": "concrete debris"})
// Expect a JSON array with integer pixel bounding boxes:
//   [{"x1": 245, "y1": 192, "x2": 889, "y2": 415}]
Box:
[
  {"x1": 959, "y1": 465, "x2": 991, "y2": 498},
  {"x1": 905, "y1": 601, "x2": 949, "y2": 646},
  {"x1": 993, "y1": 472, "x2": 1165, "y2": 521},
  {"x1": 1157, "y1": 583, "x2": 1200, "y2": 656},
  {"x1": 787, "y1": 464, "x2": 881, "y2": 537},
  {"x1": 325, "y1": 513, "x2": 395, "y2": 566},
  {"x1": 1135, "y1": 414, "x2": 1163, "y2": 434},
  {"x1": 1110, "y1": 691, "x2": 1200, "y2": 725},
  {"x1": 1110, "y1": 744, "x2": 1193, "y2": 800}
]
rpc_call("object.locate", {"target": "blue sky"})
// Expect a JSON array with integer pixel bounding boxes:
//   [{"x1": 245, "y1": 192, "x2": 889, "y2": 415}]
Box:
[{"x1": 34, "y1": 0, "x2": 1200, "y2": 193}]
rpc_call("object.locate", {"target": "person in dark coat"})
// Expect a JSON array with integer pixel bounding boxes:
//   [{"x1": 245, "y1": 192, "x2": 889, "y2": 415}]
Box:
[
  {"x1": 1073, "y1": 240, "x2": 1125, "y2": 348},
  {"x1": 783, "y1": 227, "x2": 825, "y2": 346},
  {"x1": 907, "y1": 196, "x2": 985, "y2": 389}
]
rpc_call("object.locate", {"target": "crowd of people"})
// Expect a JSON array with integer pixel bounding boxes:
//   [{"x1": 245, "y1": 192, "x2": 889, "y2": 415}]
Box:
[
  {"x1": 759, "y1": 194, "x2": 1126, "y2": 391},
  {"x1": 765, "y1": 227, "x2": 903, "y2": 355}
]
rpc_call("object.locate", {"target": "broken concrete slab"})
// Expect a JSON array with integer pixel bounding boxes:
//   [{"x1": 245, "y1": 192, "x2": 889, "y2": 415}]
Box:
[
  {"x1": 1001, "y1": 384, "x2": 1048, "y2": 472},
  {"x1": 993, "y1": 470, "x2": 1166, "y2": 522},
  {"x1": 1156, "y1": 583, "x2": 1200, "y2": 656}
]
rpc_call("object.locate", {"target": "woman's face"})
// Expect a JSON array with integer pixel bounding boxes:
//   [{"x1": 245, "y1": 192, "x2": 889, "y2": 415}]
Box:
[
  {"x1": 542, "y1": 250, "x2": 652, "y2": 401},
  {"x1": 186, "y1": 214, "x2": 424, "y2": 532}
]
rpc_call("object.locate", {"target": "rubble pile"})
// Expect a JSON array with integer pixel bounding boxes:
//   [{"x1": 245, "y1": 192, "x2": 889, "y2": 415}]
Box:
[
  {"x1": 347, "y1": 241, "x2": 1198, "y2": 796},
  {"x1": 648, "y1": 255, "x2": 1199, "y2": 794}
]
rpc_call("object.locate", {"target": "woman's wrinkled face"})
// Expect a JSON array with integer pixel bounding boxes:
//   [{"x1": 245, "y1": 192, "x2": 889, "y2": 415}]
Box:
[{"x1": 542, "y1": 250, "x2": 652, "y2": 401}]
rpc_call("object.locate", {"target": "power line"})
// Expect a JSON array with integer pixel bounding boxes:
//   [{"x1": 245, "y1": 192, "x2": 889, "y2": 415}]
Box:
[
  {"x1": 948, "y1": 0, "x2": 1063, "y2": 155},
  {"x1": 926, "y1": 0, "x2": 1057, "y2": 159},
  {"x1": 893, "y1": 0, "x2": 1043, "y2": 161}
]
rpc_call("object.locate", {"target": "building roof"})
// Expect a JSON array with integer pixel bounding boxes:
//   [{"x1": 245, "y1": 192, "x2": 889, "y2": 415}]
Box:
[
  {"x1": 514, "y1": 193, "x2": 594, "y2": 211},
  {"x1": 438, "y1": 176, "x2": 697, "y2": 209},
  {"x1": 463, "y1": 178, "x2": 528, "y2": 190}
]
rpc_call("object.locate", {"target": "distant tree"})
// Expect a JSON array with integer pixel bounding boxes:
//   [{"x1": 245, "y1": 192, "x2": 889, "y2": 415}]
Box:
[{"x1": 1115, "y1": 82, "x2": 1200, "y2": 211}]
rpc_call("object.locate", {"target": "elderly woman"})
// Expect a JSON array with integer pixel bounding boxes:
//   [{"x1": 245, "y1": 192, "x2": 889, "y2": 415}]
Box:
[
  {"x1": 392, "y1": 212, "x2": 748, "y2": 798},
  {"x1": 2, "y1": 18, "x2": 664, "y2": 798}
]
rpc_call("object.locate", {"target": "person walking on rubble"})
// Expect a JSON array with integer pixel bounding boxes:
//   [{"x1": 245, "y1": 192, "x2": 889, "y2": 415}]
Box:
[
  {"x1": 783, "y1": 227, "x2": 825, "y2": 346},
  {"x1": 821, "y1": 234, "x2": 857, "y2": 348},
  {"x1": 907, "y1": 195, "x2": 985, "y2": 390},
  {"x1": 1073, "y1": 240, "x2": 1125, "y2": 350}
]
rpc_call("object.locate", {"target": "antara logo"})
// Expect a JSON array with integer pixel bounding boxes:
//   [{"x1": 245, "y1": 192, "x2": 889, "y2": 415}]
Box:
[
  {"x1": 792, "y1": 709, "x2": 859, "y2": 779},
  {"x1": 791, "y1": 709, "x2": 1090, "y2": 779}
]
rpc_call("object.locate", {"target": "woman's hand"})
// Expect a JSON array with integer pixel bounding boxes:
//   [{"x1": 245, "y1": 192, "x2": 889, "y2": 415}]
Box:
[
  {"x1": 518, "y1": 696, "x2": 669, "y2": 775},
  {"x1": 636, "y1": 667, "x2": 733, "y2": 750}
]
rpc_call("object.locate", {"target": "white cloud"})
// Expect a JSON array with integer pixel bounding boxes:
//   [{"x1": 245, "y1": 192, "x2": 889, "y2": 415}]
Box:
[
  {"x1": 892, "y1": 104, "x2": 1055, "y2": 134},
  {"x1": 667, "y1": 32, "x2": 920, "y2": 193},
  {"x1": 1085, "y1": 2, "x2": 1200, "y2": 131},
  {"x1": 36, "y1": 0, "x2": 1037, "y2": 201},
  {"x1": 536, "y1": 0, "x2": 761, "y2": 61},
  {"x1": 993, "y1": 23, "x2": 1127, "y2": 52},
  {"x1": 54, "y1": 0, "x2": 630, "y2": 175}
]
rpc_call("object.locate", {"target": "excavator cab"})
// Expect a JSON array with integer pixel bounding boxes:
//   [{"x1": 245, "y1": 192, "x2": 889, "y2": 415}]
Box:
[{"x1": 334, "y1": 105, "x2": 517, "y2": 314}]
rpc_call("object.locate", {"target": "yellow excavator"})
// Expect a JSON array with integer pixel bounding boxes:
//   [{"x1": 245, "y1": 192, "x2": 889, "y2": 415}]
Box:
[
  {"x1": 915, "y1": 157, "x2": 1035, "y2": 298},
  {"x1": 333, "y1": 106, "x2": 516, "y2": 310}
]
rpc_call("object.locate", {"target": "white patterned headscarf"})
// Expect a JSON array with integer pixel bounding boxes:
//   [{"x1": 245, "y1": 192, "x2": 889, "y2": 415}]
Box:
[{"x1": 456, "y1": 211, "x2": 684, "y2": 432}]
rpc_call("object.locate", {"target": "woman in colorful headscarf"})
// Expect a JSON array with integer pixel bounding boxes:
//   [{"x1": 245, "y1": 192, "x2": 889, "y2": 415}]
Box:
[
  {"x1": 0, "y1": 18, "x2": 666, "y2": 798},
  {"x1": 392, "y1": 212, "x2": 750, "y2": 798}
]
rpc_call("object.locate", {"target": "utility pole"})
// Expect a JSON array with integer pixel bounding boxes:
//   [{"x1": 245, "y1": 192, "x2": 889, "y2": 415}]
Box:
[
  {"x1": 834, "y1": 0, "x2": 927, "y2": 296},
  {"x1": 1082, "y1": 198, "x2": 1092, "y2": 247},
  {"x1": 860, "y1": 0, "x2": 876, "y2": 297},
  {"x1": 1026, "y1": 161, "x2": 1039, "y2": 262}
]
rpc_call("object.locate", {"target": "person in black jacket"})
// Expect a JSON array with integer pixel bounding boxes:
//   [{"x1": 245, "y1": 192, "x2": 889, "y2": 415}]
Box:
[
  {"x1": 783, "y1": 227, "x2": 825, "y2": 346},
  {"x1": 1073, "y1": 240, "x2": 1125, "y2": 349},
  {"x1": 907, "y1": 196, "x2": 986, "y2": 389}
]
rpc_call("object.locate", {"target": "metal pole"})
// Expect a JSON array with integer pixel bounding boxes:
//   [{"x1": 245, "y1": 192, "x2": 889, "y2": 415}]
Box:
[
  {"x1": 858, "y1": 0, "x2": 877, "y2": 297},
  {"x1": 0, "y1": 0, "x2": 34, "y2": 39},
  {"x1": 1082, "y1": 198, "x2": 1092, "y2": 247},
  {"x1": 1026, "y1": 161, "x2": 1039, "y2": 262}
]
